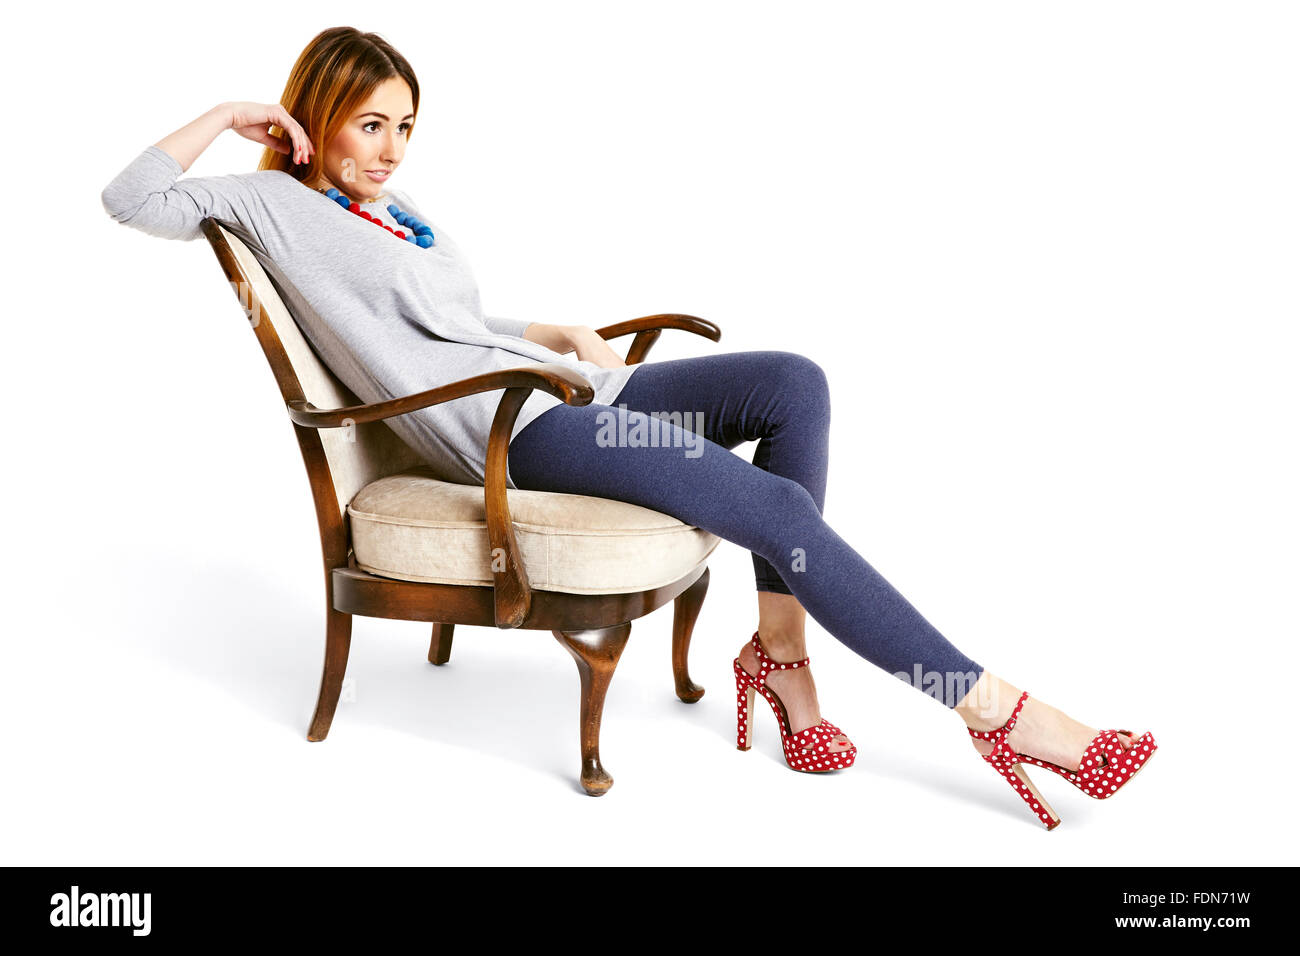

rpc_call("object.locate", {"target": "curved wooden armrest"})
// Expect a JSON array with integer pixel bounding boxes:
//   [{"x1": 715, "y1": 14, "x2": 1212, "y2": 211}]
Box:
[
  {"x1": 286, "y1": 363, "x2": 594, "y2": 427},
  {"x1": 593, "y1": 313, "x2": 723, "y2": 365},
  {"x1": 287, "y1": 363, "x2": 594, "y2": 631}
]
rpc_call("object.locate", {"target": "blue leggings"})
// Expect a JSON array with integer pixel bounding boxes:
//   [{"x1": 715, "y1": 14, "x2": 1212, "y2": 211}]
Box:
[{"x1": 507, "y1": 350, "x2": 983, "y2": 708}]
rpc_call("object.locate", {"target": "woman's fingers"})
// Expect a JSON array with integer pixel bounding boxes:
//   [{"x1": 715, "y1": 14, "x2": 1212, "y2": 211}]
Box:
[
  {"x1": 273, "y1": 109, "x2": 302, "y2": 162},
  {"x1": 279, "y1": 111, "x2": 301, "y2": 156},
  {"x1": 248, "y1": 127, "x2": 289, "y2": 153},
  {"x1": 231, "y1": 104, "x2": 314, "y2": 163},
  {"x1": 291, "y1": 130, "x2": 312, "y2": 164},
  {"x1": 275, "y1": 105, "x2": 315, "y2": 161}
]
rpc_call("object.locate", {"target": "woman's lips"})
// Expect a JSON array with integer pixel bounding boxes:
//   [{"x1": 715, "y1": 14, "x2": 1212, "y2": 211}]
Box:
[{"x1": 365, "y1": 169, "x2": 391, "y2": 182}]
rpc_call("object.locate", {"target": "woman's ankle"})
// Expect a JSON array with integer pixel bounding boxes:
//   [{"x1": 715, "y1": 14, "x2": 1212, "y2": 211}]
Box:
[
  {"x1": 955, "y1": 670, "x2": 1020, "y2": 730},
  {"x1": 754, "y1": 627, "x2": 806, "y2": 661},
  {"x1": 755, "y1": 593, "x2": 808, "y2": 659}
]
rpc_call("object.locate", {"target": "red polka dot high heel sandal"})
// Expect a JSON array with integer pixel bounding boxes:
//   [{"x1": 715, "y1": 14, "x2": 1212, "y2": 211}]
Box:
[
  {"x1": 733, "y1": 632, "x2": 857, "y2": 772},
  {"x1": 968, "y1": 690, "x2": 1158, "y2": 830}
]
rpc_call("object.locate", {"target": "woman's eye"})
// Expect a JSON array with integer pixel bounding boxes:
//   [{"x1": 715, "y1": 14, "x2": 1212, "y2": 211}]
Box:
[{"x1": 364, "y1": 122, "x2": 412, "y2": 134}]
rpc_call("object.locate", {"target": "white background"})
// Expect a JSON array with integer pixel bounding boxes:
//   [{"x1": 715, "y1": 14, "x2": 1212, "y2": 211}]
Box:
[{"x1": 4, "y1": 0, "x2": 1296, "y2": 865}]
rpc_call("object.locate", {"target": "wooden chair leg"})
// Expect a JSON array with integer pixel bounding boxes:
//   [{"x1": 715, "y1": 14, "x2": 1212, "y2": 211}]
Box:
[
  {"x1": 428, "y1": 622, "x2": 454, "y2": 665},
  {"x1": 307, "y1": 605, "x2": 353, "y2": 741},
  {"x1": 553, "y1": 623, "x2": 632, "y2": 796},
  {"x1": 672, "y1": 565, "x2": 709, "y2": 703}
]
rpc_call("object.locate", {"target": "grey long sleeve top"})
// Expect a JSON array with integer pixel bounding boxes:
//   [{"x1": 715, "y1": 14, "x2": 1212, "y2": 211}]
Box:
[{"x1": 101, "y1": 145, "x2": 642, "y2": 488}]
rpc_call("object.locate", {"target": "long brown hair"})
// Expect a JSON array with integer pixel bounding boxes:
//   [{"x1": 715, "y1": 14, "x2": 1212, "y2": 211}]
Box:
[{"x1": 257, "y1": 26, "x2": 420, "y2": 183}]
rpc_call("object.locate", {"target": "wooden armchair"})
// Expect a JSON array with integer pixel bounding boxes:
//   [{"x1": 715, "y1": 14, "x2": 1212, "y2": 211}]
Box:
[{"x1": 199, "y1": 218, "x2": 724, "y2": 794}]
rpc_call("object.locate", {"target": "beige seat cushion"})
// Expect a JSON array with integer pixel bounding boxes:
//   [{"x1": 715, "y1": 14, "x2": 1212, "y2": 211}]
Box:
[{"x1": 348, "y1": 466, "x2": 721, "y2": 594}]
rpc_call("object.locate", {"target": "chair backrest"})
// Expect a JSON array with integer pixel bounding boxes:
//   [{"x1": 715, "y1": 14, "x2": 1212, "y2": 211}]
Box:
[{"x1": 200, "y1": 219, "x2": 425, "y2": 524}]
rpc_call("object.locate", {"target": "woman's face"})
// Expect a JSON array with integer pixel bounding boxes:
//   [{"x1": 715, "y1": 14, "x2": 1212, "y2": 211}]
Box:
[{"x1": 316, "y1": 76, "x2": 414, "y2": 203}]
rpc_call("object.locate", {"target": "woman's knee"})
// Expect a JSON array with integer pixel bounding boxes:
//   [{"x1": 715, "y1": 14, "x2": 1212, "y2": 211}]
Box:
[
  {"x1": 767, "y1": 351, "x2": 830, "y2": 422},
  {"x1": 761, "y1": 472, "x2": 822, "y2": 522},
  {"x1": 748, "y1": 473, "x2": 825, "y2": 559}
]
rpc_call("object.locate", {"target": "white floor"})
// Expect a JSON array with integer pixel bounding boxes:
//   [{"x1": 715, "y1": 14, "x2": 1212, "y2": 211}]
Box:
[{"x1": 3, "y1": 521, "x2": 1287, "y2": 866}]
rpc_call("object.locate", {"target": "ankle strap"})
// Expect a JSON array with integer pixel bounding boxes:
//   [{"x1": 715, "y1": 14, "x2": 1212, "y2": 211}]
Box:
[
  {"x1": 749, "y1": 632, "x2": 810, "y2": 680},
  {"x1": 966, "y1": 690, "x2": 1030, "y2": 757}
]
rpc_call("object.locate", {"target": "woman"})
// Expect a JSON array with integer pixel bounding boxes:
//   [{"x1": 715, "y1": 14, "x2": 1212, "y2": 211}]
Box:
[{"x1": 101, "y1": 26, "x2": 1156, "y2": 827}]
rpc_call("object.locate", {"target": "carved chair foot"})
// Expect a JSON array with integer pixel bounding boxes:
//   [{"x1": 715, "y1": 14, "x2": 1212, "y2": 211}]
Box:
[
  {"x1": 579, "y1": 760, "x2": 615, "y2": 796},
  {"x1": 672, "y1": 566, "x2": 709, "y2": 703},
  {"x1": 553, "y1": 622, "x2": 632, "y2": 796}
]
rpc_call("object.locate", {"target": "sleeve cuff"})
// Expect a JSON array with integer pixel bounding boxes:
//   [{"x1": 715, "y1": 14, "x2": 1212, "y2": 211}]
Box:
[{"x1": 483, "y1": 315, "x2": 532, "y2": 338}]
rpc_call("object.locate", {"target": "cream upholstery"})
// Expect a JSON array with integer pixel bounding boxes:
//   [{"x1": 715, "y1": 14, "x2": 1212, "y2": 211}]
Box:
[
  {"x1": 350, "y1": 466, "x2": 720, "y2": 594},
  {"x1": 215, "y1": 222, "x2": 721, "y2": 595}
]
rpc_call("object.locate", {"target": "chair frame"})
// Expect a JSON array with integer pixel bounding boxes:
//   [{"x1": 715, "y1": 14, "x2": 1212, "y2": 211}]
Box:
[{"x1": 200, "y1": 218, "x2": 724, "y2": 794}]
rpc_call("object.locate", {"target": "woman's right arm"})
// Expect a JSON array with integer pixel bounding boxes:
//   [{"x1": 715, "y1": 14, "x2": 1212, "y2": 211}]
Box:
[
  {"x1": 151, "y1": 104, "x2": 236, "y2": 174},
  {"x1": 101, "y1": 102, "x2": 315, "y2": 242}
]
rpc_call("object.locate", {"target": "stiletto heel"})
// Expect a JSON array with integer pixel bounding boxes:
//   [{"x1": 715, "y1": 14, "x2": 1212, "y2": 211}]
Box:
[
  {"x1": 967, "y1": 690, "x2": 1157, "y2": 830},
  {"x1": 733, "y1": 632, "x2": 856, "y2": 772},
  {"x1": 734, "y1": 666, "x2": 755, "y2": 751},
  {"x1": 1003, "y1": 761, "x2": 1062, "y2": 831}
]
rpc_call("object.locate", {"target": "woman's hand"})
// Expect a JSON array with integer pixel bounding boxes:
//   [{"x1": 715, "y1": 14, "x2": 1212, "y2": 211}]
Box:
[
  {"x1": 568, "y1": 326, "x2": 628, "y2": 368},
  {"x1": 226, "y1": 102, "x2": 316, "y2": 165},
  {"x1": 522, "y1": 323, "x2": 628, "y2": 368}
]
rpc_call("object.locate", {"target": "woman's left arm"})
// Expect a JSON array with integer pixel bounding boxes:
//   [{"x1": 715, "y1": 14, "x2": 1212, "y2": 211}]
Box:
[
  {"x1": 519, "y1": 321, "x2": 572, "y2": 352},
  {"x1": 523, "y1": 323, "x2": 626, "y2": 369}
]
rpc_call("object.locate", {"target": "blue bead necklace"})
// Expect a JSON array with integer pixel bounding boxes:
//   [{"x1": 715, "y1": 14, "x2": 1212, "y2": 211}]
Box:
[{"x1": 320, "y1": 186, "x2": 436, "y2": 249}]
